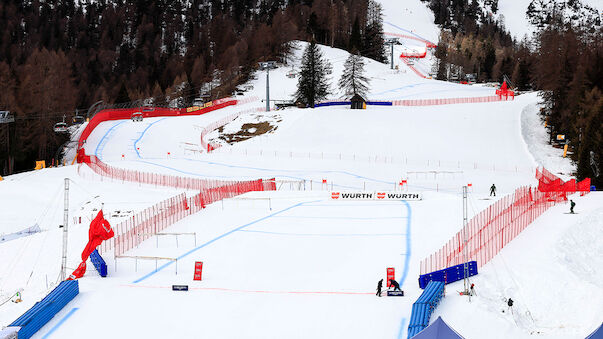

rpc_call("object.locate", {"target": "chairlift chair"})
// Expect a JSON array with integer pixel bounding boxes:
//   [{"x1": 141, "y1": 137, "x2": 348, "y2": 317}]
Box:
[
  {"x1": 286, "y1": 71, "x2": 296, "y2": 79},
  {"x1": 53, "y1": 122, "x2": 68, "y2": 133},
  {"x1": 192, "y1": 98, "x2": 204, "y2": 106},
  {"x1": 0, "y1": 111, "x2": 14, "y2": 124},
  {"x1": 131, "y1": 112, "x2": 143, "y2": 122},
  {"x1": 72, "y1": 115, "x2": 85, "y2": 124}
]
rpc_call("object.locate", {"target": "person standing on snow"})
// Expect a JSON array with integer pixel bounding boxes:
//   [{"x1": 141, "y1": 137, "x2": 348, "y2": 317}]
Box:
[
  {"x1": 389, "y1": 279, "x2": 402, "y2": 292},
  {"x1": 506, "y1": 298, "x2": 514, "y2": 313},
  {"x1": 376, "y1": 279, "x2": 383, "y2": 297},
  {"x1": 570, "y1": 200, "x2": 576, "y2": 214},
  {"x1": 490, "y1": 184, "x2": 497, "y2": 197}
]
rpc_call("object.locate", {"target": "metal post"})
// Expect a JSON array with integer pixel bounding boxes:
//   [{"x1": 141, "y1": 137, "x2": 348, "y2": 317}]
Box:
[
  {"x1": 266, "y1": 68, "x2": 270, "y2": 112},
  {"x1": 60, "y1": 178, "x2": 69, "y2": 281},
  {"x1": 390, "y1": 42, "x2": 394, "y2": 69},
  {"x1": 462, "y1": 185, "x2": 469, "y2": 296}
]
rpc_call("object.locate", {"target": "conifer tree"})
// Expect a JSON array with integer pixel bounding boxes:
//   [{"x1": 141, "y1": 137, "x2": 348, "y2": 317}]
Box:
[
  {"x1": 338, "y1": 52, "x2": 369, "y2": 99},
  {"x1": 294, "y1": 40, "x2": 332, "y2": 107},
  {"x1": 363, "y1": 0, "x2": 386, "y2": 62}
]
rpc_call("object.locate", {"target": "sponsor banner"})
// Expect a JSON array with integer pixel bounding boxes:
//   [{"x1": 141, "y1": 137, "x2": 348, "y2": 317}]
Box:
[
  {"x1": 386, "y1": 290, "x2": 404, "y2": 297},
  {"x1": 330, "y1": 191, "x2": 422, "y2": 201},
  {"x1": 172, "y1": 285, "x2": 189, "y2": 291},
  {"x1": 387, "y1": 267, "x2": 395, "y2": 287},
  {"x1": 186, "y1": 101, "x2": 215, "y2": 113},
  {"x1": 193, "y1": 261, "x2": 203, "y2": 281}
]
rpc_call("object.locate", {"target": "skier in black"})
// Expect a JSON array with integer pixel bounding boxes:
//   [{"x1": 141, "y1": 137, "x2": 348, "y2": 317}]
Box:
[
  {"x1": 490, "y1": 184, "x2": 497, "y2": 197},
  {"x1": 389, "y1": 279, "x2": 401, "y2": 291},
  {"x1": 376, "y1": 279, "x2": 383, "y2": 297},
  {"x1": 507, "y1": 298, "x2": 514, "y2": 313},
  {"x1": 570, "y1": 200, "x2": 576, "y2": 214}
]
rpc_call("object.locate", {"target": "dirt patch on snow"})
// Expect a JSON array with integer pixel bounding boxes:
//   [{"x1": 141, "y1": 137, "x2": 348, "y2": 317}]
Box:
[{"x1": 218, "y1": 121, "x2": 278, "y2": 144}]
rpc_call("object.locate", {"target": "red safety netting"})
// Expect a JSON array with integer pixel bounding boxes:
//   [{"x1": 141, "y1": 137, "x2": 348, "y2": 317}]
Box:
[
  {"x1": 384, "y1": 32, "x2": 437, "y2": 48},
  {"x1": 420, "y1": 168, "x2": 591, "y2": 275},
  {"x1": 99, "y1": 176, "x2": 275, "y2": 256},
  {"x1": 495, "y1": 80, "x2": 515, "y2": 99},
  {"x1": 400, "y1": 57, "x2": 429, "y2": 79},
  {"x1": 577, "y1": 178, "x2": 591, "y2": 196},
  {"x1": 399, "y1": 50, "x2": 427, "y2": 58},
  {"x1": 77, "y1": 98, "x2": 237, "y2": 154},
  {"x1": 79, "y1": 154, "x2": 254, "y2": 192},
  {"x1": 393, "y1": 95, "x2": 513, "y2": 106}
]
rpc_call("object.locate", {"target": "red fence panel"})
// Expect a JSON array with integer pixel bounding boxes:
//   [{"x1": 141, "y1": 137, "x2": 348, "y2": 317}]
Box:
[{"x1": 419, "y1": 168, "x2": 589, "y2": 275}]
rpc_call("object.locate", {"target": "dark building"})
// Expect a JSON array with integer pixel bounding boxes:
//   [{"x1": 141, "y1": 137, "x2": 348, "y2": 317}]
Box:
[{"x1": 350, "y1": 94, "x2": 366, "y2": 109}]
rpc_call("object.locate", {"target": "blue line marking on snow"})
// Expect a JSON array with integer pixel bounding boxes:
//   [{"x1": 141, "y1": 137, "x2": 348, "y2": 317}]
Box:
[
  {"x1": 272, "y1": 216, "x2": 407, "y2": 220},
  {"x1": 303, "y1": 203, "x2": 405, "y2": 207},
  {"x1": 399, "y1": 200, "x2": 412, "y2": 287},
  {"x1": 384, "y1": 21, "x2": 433, "y2": 43},
  {"x1": 133, "y1": 117, "x2": 168, "y2": 158},
  {"x1": 133, "y1": 156, "x2": 396, "y2": 188},
  {"x1": 397, "y1": 317, "x2": 407, "y2": 339},
  {"x1": 41, "y1": 307, "x2": 79, "y2": 339},
  {"x1": 94, "y1": 121, "x2": 125, "y2": 159},
  {"x1": 396, "y1": 201, "x2": 412, "y2": 339},
  {"x1": 132, "y1": 200, "x2": 320, "y2": 284},
  {"x1": 238, "y1": 230, "x2": 406, "y2": 237},
  {"x1": 131, "y1": 159, "x2": 379, "y2": 190}
]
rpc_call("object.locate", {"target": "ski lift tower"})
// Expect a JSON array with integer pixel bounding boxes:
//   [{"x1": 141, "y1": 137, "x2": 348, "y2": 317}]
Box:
[
  {"x1": 385, "y1": 38, "x2": 400, "y2": 70},
  {"x1": 259, "y1": 61, "x2": 277, "y2": 112}
]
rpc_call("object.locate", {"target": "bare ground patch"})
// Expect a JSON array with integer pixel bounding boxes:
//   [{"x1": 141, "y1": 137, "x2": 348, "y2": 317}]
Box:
[{"x1": 217, "y1": 121, "x2": 278, "y2": 144}]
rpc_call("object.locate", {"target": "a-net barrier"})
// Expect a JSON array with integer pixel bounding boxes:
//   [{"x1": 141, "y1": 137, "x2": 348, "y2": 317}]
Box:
[
  {"x1": 420, "y1": 168, "x2": 591, "y2": 275},
  {"x1": 77, "y1": 97, "x2": 236, "y2": 151}
]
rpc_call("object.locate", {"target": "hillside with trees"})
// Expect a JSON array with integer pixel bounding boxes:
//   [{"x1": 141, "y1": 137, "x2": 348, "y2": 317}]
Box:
[
  {"x1": 0, "y1": 0, "x2": 385, "y2": 175},
  {"x1": 424, "y1": 0, "x2": 602, "y2": 185}
]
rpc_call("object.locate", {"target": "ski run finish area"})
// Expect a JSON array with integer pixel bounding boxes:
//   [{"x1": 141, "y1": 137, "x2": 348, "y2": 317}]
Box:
[{"x1": 1, "y1": 19, "x2": 602, "y2": 339}]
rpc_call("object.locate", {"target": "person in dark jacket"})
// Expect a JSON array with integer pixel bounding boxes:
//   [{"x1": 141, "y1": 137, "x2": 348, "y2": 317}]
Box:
[
  {"x1": 376, "y1": 279, "x2": 383, "y2": 297},
  {"x1": 490, "y1": 184, "x2": 497, "y2": 196},
  {"x1": 389, "y1": 279, "x2": 401, "y2": 291},
  {"x1": 507, "y1": 298, "x2": 514, "y2": 313},
  {"x1": 570, "y1": 200, "x2": 576, "y2": 214}
]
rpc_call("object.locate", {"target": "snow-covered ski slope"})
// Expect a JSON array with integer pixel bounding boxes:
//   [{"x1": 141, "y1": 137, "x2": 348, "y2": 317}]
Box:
[
  {"x1": 1, "y1": 5, "x2": 602, "y2": 339},
  {"x1": 497, "y1": 0, "x2": 602, "y2": 39}
]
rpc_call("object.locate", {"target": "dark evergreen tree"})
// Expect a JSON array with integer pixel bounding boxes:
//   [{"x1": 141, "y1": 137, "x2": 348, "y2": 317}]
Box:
[
  {"x1": 295, "y1": 40, "x2": 332, "y2": 107},
  {"x1": 338, "y1": 52, "x2": 369, "y2": 99},
  {"x1": 435, "y1": 38, "x2": 448, "y2": 80},
  {"x1": 363, "y1": 0, "x2": 386, "y2": 62},
  {"x1": 349, "y1": 17, "x2": 362, "y2": 52},
  {"x1": 116, "y1": 82, "x2": 131, "y2": 103}
]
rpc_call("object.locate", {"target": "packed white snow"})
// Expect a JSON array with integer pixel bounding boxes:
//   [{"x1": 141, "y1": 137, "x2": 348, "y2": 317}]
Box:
[{"x1": 0, "y1": 11, "x2": 600, "y2": 339}]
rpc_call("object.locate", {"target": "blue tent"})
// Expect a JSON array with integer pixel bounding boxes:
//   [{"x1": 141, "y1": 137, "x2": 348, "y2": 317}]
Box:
[
  {"x1": 411, "y1": 316, "x2": 464, "y2": 339},
  {"x1": 586, "y1": 323, "x2": 603, "y2": 339}
]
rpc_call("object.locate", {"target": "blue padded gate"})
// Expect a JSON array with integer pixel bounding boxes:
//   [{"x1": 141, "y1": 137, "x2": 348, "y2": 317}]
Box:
[
  {"x1": 9, "y1": 280, "x2": 79, "y2": 339},
  {"x1": 90, "y1": 249, "x2": 108, "y2": 277},
  {"x1": 407, "y1": 281, "x2": 445, "y2": 338},
  {"x1": 418, "y1": 261, "x2": 478, "y2": 289}
]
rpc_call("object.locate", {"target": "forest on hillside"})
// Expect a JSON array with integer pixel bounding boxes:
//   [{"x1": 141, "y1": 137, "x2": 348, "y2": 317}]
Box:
[
  {"x1": 0, "y1": 0, "x2": 384, "y2": 174},
  {"x1": 424, "y1": 0, "x2": 602, "y2": 185}
]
